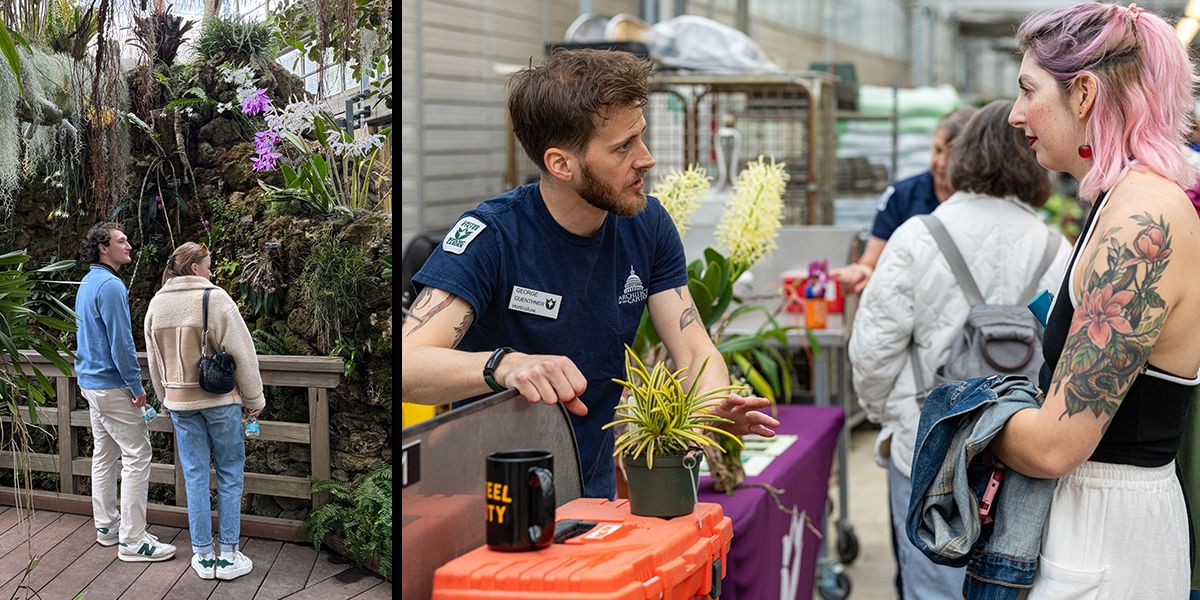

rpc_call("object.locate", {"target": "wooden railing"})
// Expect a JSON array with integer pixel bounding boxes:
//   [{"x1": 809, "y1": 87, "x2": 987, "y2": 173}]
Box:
[{"x1": 0, "y1": 350, "x2": 343, "y2": 542}]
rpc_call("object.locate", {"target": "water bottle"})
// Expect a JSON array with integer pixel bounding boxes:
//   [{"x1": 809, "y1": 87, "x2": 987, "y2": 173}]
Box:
[
  {"x1": 244, "y1": 415, "x2": 260, "y2": 439},
  {"x1": 142, "y1": 405, "x2": 157, "y2": 423}
]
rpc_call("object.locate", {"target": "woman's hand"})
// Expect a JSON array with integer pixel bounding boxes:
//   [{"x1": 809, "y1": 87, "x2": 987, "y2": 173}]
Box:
[{"x1": 247, "y1": 408, "x2": 262, "y2": 418}]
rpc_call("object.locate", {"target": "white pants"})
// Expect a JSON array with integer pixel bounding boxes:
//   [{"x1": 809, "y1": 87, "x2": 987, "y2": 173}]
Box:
[
  {"x1": 82, "y1": 387, "x2": 151, "y2": 545},
  {"x1": 1028, "y1": 460, "x2": 1189, "y2": 600}
]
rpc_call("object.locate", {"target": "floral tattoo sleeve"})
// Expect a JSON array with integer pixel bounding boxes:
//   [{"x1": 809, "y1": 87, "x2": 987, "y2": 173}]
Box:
[{"x1": 1052, "y1": 212, "x2": 1171, "y2": 425}]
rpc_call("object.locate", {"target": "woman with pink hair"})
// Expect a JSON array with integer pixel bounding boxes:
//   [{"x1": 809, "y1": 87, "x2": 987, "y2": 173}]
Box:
[{"x1": 992, "y1": 2, "x2": 1200, "y2": 597}]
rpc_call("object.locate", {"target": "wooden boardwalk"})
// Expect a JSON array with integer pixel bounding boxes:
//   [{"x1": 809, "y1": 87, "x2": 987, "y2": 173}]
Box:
[{"x1": 0, "y1": 507, "x2": 390, "y2": 599}]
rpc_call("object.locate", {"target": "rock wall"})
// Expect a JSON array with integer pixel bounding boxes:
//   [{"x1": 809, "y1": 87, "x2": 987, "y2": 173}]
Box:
[{"x1": 1, "y1": 57, "x2": 391, "y2": 519}]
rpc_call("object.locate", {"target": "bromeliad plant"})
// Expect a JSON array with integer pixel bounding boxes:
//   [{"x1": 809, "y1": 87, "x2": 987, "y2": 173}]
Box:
[{"x1": 602, "y1": 345, "x2": 743, "y2": 469}]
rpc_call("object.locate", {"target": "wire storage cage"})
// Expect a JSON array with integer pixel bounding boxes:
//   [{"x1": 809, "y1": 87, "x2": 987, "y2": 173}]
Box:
[{"x1": 647, "y1": 72, "x2": 838, "y2": 225}]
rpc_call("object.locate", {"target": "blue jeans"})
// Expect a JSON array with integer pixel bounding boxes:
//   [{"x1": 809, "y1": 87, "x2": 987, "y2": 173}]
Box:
[
  {"x1": 889, "y1": 461, "x2": 966, "y2": 598},
  {"x1": 171, "y1": 403, "x2": 245, "y2": 555}
]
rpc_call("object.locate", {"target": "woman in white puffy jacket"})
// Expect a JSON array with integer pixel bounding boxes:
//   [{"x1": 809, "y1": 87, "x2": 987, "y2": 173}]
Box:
[{"x1": 848, "y1": 100, "x2": 1071, "y2": 598}]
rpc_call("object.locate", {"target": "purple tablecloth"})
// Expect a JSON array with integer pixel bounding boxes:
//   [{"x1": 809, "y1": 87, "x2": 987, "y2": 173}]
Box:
[{"x1": 699, "y1": 404, "x2": 845, "y2": 600}]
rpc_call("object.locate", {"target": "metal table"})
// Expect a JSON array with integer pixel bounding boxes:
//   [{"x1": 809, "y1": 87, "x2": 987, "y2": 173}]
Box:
[{"x1": 724, "y1": 309, "x2": 858, "y2": 599}]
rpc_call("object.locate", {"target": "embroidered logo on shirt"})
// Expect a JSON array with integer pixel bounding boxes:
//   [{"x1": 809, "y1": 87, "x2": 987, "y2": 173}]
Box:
[
  {"x1": 442, "y1": 217, "x2": 487, "y2": 254},
  {"x1": 618, "y1": 266, "x2": 648, "y2": 305},
  {"x1": 508, "y1": 286, "x2": 563, "y2": 319},
  {"x1": 876, "y1": 185, "x2": 895, "y2": 212}
]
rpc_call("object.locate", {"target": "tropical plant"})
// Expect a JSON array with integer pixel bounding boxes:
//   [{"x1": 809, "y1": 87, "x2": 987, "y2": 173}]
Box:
[
  {"x1": 295, "y1": 234, "x2": 370, "y2": 351},
  {"x1": 44, "y1": 0, "x2": 96, "y2": 59},
  {"x1": 193, "y1": 15, "x2": 274, "y2": 63},
  {"x1": 255, "y1": 105, "x2": 390, "y2": 214},
  {"x1": 303, "y1": 463, "x2": 392, "y2": 578},
  {"x1": 268, "y1": 0, "x2": 391, "y2": 102},
  {"x1": 379, "y1": 253, "x2": 390, "y2": 281},
  {"x1": 129, "y1": 5, "x2": 195, "y2": 67},
  {"x1": 602, "y1": 346, "x2": 742, "y2": 469},
  {"x1": 0, "y1": 251, "x2": 77, "y2": 599},
  {"x1": 238, "y1": 251, "x2": 285, "y2": 317},
  {"x1": 330, "y1": 337, "x2": 357, "y2": 376}
]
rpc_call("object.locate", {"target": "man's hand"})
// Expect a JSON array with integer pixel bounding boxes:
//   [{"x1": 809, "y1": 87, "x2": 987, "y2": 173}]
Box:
[
  {"x1": 130, "y1": 392, "x2": 147, "y2": 408},
  {"x1": 829, "y1": 263, "x2": 874, "y2": 294},
  {"x1": 711, "y1": 394, "x2": 779, "y2": 437},
  {"x1": 495, "y1": 352, "x2": 589, "y2": 416}
]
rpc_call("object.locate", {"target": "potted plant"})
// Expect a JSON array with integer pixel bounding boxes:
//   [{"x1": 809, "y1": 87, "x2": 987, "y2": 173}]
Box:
[{"x1": 603, "y1": 345, "x2": 743, "y2": 518}]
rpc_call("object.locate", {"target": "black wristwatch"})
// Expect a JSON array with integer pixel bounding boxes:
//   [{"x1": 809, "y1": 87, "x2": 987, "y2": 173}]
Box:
[{"x1": 483, "y1": 347, "x2": 515, "y2": 392}]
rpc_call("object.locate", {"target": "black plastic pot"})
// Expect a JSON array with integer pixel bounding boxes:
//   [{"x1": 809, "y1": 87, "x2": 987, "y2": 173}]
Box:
[{"x1": 622, "y1": 448, "x2": 702, "y2": 518}]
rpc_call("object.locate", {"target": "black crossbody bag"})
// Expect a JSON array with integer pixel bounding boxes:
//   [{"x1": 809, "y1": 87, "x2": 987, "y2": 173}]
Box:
[{"x1": 197, "y1": 288, "x2": 237, "y2": 394}]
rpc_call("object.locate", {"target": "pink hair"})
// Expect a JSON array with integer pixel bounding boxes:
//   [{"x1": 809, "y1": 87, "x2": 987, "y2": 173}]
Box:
[{"x1": 1017, "y1": 2, "x2": 1199, "y2": 203}]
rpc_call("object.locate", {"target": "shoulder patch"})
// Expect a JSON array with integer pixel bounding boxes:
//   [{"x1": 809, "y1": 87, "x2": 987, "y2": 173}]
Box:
[
  {"x1": 442, "y1": 216, "x2": 487, "y2": 255},
  {"x1": 877, "y1": 186, "x2": 895, "y2": 212}
]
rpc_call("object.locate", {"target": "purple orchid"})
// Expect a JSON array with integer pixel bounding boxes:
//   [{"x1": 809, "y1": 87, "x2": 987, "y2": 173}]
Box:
[
  {"x1": 241, "y1": 88, "x2": 272, "y2": 115},
  {"x1": 252, "y1": 151, "x2": 281, "y2": 172}
]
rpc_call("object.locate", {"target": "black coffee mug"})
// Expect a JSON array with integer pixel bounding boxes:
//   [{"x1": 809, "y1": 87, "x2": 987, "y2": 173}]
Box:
[{"x1": 485, "y1": 449, "x2": 555, "y2": 552}]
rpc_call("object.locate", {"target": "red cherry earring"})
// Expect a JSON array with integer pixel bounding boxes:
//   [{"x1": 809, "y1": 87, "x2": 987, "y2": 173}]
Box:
[{"x1": 1078, "y1": 144, "x2": 1093, "y2": 159}]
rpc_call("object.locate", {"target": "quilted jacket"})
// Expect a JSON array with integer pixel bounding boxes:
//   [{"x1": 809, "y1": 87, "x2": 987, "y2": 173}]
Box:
[{"x1": 849, "y1": 191, "x2": 1071, "y2": 477}]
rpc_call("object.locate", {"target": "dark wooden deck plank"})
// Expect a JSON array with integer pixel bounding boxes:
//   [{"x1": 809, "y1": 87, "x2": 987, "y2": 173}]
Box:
[
  {"x1": 0, "y1": 512, "x2": 97, "y2": 596},
  {"x1": 284, "y1": 566, "x2": 383, "y2": 600},
  {"x1": 79, "y1": 525, "x2": 182, "y2": 600},
  {"x1": 0, "y1": 509, "x2": 64, "y2": 560},
  {"x1": 118, "y1": 529, "x2": 195, "y2": 600},
  {"x1": 209, "y1": 537, "x2": 283, "y2": 599},
  {"x1": 0, "y1": 512, "x2": 85, "y2": 592},
  {"x1": 160, "y1": 527, "x2": 219, "y2": 599},
  {"x1": 305, "y1": 546, "x2": 353, "y2": 587},
  {"x1": 36, "y1": 516, "x2": 141, "y2": 600},
  {"x1": 254, "y1": 539, "x2": 319, "y2": 599},
  {"x1": 349, "y1": 580, "x2": 393, "y2": 599}
]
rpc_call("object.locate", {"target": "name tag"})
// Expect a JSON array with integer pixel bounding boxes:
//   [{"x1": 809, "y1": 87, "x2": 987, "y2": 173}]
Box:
[{"x1": 508, "y1": 286, "x2": 562, "y2": 319}]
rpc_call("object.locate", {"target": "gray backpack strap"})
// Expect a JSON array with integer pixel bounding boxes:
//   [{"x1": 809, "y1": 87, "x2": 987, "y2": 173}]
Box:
[
  {"x1": 1020, "y1": 226, "x2": 1063, "y2": 303},
  {"x1": 910, "y1": 340, "x2": 927, "y2": 402},
  {"x1": 919, "y1": 214, "x2": 985, "y2": 307}
]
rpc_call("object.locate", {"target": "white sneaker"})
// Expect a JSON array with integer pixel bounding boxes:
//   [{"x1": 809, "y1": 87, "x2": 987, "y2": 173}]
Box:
[
  {"x1": 117, "y1": 533, "x2": 176, "y2": 562},
  {"x1": 192, "y1": 552, "x2": 217, "y2": 579},
  {"x1": 95, "y1": 525, "x2": 118, "y2": 547},
  {"x1": 215, "y1": 551, "x2": 253, "y2": 580}
]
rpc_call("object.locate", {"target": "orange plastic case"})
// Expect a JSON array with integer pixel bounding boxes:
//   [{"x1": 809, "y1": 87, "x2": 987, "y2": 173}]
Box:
[{"x1": 432, "y1": 498, "x2": 733, "y2": 600}]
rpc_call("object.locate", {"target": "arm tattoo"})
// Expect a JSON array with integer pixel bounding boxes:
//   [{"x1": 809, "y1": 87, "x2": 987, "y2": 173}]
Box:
[
  {"x1": 1052, "y1": 212, "x2": 1171, "y2": 427},
  {"x1": 680, "y1": 305, "x2": 699, "y2": 331},
  {"x1": 412, "y1": 287, "x2": 433, "y2": 311},
  {"x1": 452, "y1": 308, "x2": 474, "y2": 348},
  {"x1": 675, "y1": 285, "x2": 700, "y2": 331},
  {"x1": 404, "y1": 292, "x2": 457, "y2": 337}
]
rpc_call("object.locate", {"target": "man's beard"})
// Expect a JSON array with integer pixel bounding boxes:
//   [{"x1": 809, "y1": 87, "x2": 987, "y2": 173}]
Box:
[{"x1": 577, "y1": 163, "x2": 647, "y2": 217}]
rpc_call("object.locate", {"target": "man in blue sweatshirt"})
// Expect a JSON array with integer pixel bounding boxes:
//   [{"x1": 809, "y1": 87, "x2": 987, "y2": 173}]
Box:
[{"x1": 75, "y1": 222, "x2": 176, "y2": 562}]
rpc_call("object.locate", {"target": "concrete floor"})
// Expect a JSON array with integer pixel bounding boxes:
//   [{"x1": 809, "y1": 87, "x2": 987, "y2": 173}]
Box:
[{"x1": 815, "y1": 423, "x2": 897, "y2": 600}]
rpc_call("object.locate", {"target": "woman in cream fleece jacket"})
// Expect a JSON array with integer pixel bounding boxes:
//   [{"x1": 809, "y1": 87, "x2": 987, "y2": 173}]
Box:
[{"x1": 143, "y1": 242, "x2": 264, "y2": 581}]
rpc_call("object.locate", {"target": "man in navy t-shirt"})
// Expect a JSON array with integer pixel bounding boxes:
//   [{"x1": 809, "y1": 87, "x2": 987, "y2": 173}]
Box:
[
  {"x1": 831, "y1": 106, "x2": 978, "y2": 295},
  {"x1": 401, "y1": 49, "x2": 779, "y2": 500}
]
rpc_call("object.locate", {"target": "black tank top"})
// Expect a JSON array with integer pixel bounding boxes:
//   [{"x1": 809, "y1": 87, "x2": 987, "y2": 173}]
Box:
[{"x1": 1038, "y1": 191, "x2": 1197, "y2": 467}]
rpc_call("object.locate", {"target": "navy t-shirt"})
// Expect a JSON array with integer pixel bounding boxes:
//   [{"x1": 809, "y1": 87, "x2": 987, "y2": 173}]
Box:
[
  {"x1": 412, "y1": 183, "x2": 689, "y2": 499},
  {"x1": 869, "y1": 170, "x2": 939, "y2": 240}
]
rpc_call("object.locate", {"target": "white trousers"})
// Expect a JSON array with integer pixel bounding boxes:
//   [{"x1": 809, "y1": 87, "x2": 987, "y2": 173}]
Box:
[
  {"x1": 1028, "y1": 460, "x2": 1189, "y2": 600},
  {"x1": 81, "y1": 387, "x2": 152, "y2": 545}
]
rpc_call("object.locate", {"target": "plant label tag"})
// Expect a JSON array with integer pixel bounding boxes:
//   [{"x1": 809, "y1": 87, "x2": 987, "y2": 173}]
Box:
[
  {"x1": 442, "y1": 216, "x2": 487, "y2": 254},
  {"x1": 508, "y1": 286, "x2": 562, "y2": 319}
]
